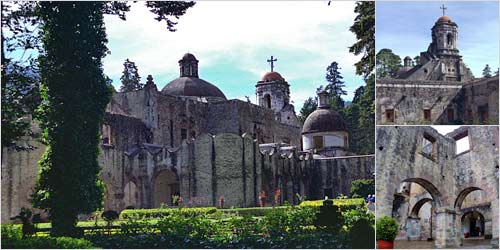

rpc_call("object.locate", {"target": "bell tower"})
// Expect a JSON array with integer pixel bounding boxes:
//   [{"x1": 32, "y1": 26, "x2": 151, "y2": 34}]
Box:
[
  {"x1": 255, "y1": 56, "x2": 291, "y2": 113},
  {"x1": 430, "y1": 5, "x2": 459, "y2": 58}
]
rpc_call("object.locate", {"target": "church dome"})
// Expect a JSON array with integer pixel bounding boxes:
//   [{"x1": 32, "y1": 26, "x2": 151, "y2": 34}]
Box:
[
  {"x1": 302, "y1": 108, "x2": 347, "y2": 135},
  {"x1": 261, "y1": 71, "x2": 284, "y2": 82},
  {"x1": 437, "y1": 16, "x2": 451, "y2": 23},
  {"x1": 181, "y1": 53, "x2": 197, "y2": 61},
  {"x1": 162, "y1": 53, "x2": 226, "y2": 100},
  {"x1": 161, "y1": 77, "x2": 226, "y2": 99}
]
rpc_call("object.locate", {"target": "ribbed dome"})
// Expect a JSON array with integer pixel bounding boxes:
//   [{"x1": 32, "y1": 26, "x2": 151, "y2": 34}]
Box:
[
  {"x1": 437, "y1": 16, "x2": 451, "y2": 23},
  {"x1": 302, "y1": 109, "x2": 347, "y2": 134},
  {"x1": 261, "y1": 72, "x2": 284, "y2": 82},
  {"x1": 161, "y1": 77, "x2": 226, "y2": 100},
  {"x1": 181, "y1": 53, "x2": 197, "y2": 61}
]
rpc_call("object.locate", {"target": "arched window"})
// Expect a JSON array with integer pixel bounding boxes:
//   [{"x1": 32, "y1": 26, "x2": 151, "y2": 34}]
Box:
[
  {"x1": 447, "y1": 33, "x2": 453, "y2": 46},
  {"x1": 263, "y1": 94, "x2": 271, "y2": 109}
]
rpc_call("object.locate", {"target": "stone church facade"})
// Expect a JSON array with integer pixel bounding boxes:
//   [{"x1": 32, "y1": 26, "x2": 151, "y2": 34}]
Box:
[
  {"x1": 376, "y1": 15, "x2": 499, "y2": 125},
  {"x1": 376, "y1": 126, "x2": 499, "y2": 248},
  {"x1": 1, "y1": 54, "x2": 374, "y2": 222}
]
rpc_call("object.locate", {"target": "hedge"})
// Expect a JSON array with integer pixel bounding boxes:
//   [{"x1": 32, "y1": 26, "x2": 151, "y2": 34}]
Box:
[
  {"x1": 299, "y1": 198, "x2": 365, "y2": 210},
  {"x1": 120, "y1": 207, "x2": 218, "y2": 219},
  {"x1": 1, "y1": 224, "x2": 95, "y2": 249}
]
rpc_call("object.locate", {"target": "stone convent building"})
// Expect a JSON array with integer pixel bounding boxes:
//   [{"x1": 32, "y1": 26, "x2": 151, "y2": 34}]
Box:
[
  {"x1": 1, "y1": 53, "x2": 374, "y2": 222},
  {"x1": 376, "y1": 126, "x2": 499, "y2": 248},
  {"x1": 376, "y1": 14, "x2": 499, "y2": 125}
]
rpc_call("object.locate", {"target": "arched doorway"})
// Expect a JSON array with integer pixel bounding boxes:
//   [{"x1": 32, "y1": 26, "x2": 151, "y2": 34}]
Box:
[
  {"x1": 462, "y1": 211, "x2": 485, "y2": 238},
  {"x1": 409, "y1": 197, "x2": 434, "y2": 241},
  {"x1": 153, "y1": 170, "x2": 180, "y2": 207},
  {"x1": 391, "y1": 178, "x2": 442, "y2": 242},
  {"x1": 123, "y1": 181, "x2": 139, "y2": 209}
]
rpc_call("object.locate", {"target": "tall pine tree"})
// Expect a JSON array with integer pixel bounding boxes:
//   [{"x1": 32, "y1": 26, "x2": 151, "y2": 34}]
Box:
[
  {"x1": 482, "y1": 64, "x2": 492, "y2": 78},
  {"x1": 120, "y1": 58, "x2": 143, "y2": 92},
  {"x1": 325, "y1": 61, "x2": 347, "y2": 111}
]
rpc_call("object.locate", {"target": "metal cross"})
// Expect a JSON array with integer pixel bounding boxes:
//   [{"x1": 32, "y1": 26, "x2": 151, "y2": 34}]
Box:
[
  {"x1": 267, "y1": 56, "x2": 277, "y2": 72},
  {"x1": 440, "y1": 4, "x2": 447, "y2": 16}
]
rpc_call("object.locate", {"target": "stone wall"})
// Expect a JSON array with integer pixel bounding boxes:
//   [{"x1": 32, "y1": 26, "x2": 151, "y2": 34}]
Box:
[
  {"x1": 377, "y1": 76, "x2": 499, "y2": 125},
  {"x1": 376, "y1": 126, "x2": 499, "y2": 248},
  {"x1": 1, "y1": 122, "x2": 45, "y2": 223}
]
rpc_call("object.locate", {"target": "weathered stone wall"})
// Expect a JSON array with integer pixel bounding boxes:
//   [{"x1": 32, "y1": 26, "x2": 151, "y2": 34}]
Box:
[
  {"x1": 376, "y1": 79, "x2": 463, "y2": 125},
  {"x1": 376, "y1": 126, "x2": 499, "y2": 248},
  {"x1": 377, "y1": 76, "x2": 499, "y2": 125},
  {"x1": 1, "y1": 123, "x2": 45, "y2": 223}
]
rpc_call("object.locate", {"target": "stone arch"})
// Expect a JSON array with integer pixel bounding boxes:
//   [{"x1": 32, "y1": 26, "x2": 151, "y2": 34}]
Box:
[
  {"x1": 123, "y1": 180, "x2": 139, "y2": 209},
  {"x1": 461, "y1": 210, "x2": 486, "y2": 238},
  {"x1": 153, "y1": 169, "x2": 179, "y2": 207},
  {"x1": 454, "y1": 187, "x2": 482, "y2": 210},
  {"x1": 402, "y1": 178, "x2": 443, "y2": 207},
  {"x1": 410, "y1": 197, "x2": 433, "y2": 217},
  {"x1": 264, "y1": 94, "x2": 271, "y2": 109}
]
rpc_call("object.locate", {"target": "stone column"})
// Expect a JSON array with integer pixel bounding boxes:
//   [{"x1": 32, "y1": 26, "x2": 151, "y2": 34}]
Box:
[
  {"x1": 491, "y1": 195, "x2": 499, "y2": 248},
  {"x1": 434, "y1": 208, "x2": 460, "y2": 248},
  {"x1": 406, "y1": 217, "x2": 421, "y2": 241}
]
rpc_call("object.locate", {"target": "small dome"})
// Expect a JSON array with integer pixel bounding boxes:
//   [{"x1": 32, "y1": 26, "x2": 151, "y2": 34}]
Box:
[
  {"x1": 404, "y1": 56, "x2": 412, "y2": 60},
  {"x1": 302, "y1": 109, "x2": 347, "y2": 135},
  {"x1": 437, "y1": 16, "x2": 451, "y2": 23},
  {"x1": 162, "y1": 77, "x2": 226, "y2": 100},
  {"x1": 181, "y1": 53, "x2": 197, "y2": 61},
  {"x1": 261, "y1": 72, "x2": 284, "y2": 82}
]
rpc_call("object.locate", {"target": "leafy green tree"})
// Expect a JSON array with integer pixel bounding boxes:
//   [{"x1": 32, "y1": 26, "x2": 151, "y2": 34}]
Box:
[
  {"x1": 413, "y1": 55, "x2": 420, "y2": 66},
  {"x1": 298, "y1": 97, "x2": 317, "y2": 124},
  {"x1": 482, "y1": 64, "x2": 492, "y2": 78},
  {"x1": 1, "y1": 2, "x2": 41, "y2": 147},
  {"x1": 348, "y1": 1, "x2": 375, "y2": 79},
  {"x1": 120, "y1": 59, "x2": 143, "y2": 92},
  {"x1": 350, "y1": 179, "x2": 374, "y2": 198},
  {"x1": 376, "y1": 48, "x2": 402, "y2": 79},
  {"x1": 31, "y1": 1, "x2": 195, "y2": 236}
]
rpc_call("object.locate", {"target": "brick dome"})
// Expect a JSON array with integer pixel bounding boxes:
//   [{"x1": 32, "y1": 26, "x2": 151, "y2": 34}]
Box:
[
  {"x1": 302, "y1": 109, "x2": 347, "y2": 135},
  {"x1": 437, "y1": 16, "x2": 451, "y2": 23},
  {"x1": 261, "y1": 71, "x2": 284, "y2": 82}
]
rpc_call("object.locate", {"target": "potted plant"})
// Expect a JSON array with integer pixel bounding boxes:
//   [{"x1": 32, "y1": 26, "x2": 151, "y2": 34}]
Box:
[{"x1": 376, "y1": 216, "x2": 399, "y2": 249}]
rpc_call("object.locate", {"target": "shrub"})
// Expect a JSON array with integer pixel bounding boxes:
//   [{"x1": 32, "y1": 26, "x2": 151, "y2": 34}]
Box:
[
  {"x1": 120, "y1": 207, "x2": 217, "y2": 220},
  {"x1": 342, "y1": 206, "x2": 374, "y2": 229},
  {"x1": 2, "y1": 236, "x2": 95, "y2": 249},
  {"x1": 376, "y1": 216, "x2": 399, "y2": 241},
  {"x1": 350, "y1": 179, "x2": 375, "y2": 199}
]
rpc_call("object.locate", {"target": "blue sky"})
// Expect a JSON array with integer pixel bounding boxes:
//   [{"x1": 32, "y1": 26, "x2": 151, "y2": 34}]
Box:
[
  {"x1": 376, "y1": 1, "x2": 499, "y2": 76},
  {"x1": 102, "y1": 1, "x2": 364, "y2": 107}
]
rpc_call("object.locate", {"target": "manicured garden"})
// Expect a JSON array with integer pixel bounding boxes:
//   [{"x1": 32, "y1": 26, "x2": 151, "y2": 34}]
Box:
[{"x1": 2, "y1": 198, "x2": 374, "y2": 249}]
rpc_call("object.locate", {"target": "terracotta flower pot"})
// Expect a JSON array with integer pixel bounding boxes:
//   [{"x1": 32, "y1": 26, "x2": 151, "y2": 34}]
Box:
[{"x1": 377, "y1": 240, "x2": 394, "y2": 249}]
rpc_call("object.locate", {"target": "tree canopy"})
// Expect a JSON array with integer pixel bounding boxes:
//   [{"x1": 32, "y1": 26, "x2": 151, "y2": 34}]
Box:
[
  {"x1": 348, "y1": 1, "x2": 375, "y2": 79},
  {"x1": 376, "y1": 48, "x2": 402, "y2": 79}
]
